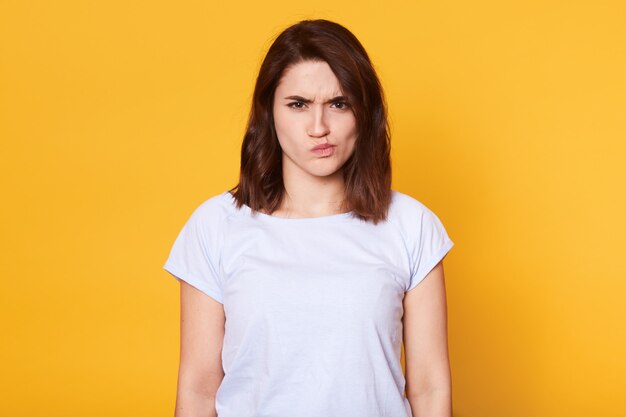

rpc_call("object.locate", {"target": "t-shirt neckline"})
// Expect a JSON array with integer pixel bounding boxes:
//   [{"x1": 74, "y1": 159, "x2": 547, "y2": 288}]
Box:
[{"x1": 223, "y1": 191, "x2": 355, "y2": 223}]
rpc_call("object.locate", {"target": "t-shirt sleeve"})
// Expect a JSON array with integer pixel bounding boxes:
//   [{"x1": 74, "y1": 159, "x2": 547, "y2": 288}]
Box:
[
  {"x1": 406, "y1": 206, "x2": 454, "y2": 292},
  {"x1": 163, "y1": 202, "x2": 224, "y2": 304}
]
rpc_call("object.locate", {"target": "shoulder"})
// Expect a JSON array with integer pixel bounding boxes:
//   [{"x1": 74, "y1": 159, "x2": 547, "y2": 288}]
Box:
[
  {"x1": 191, "y1": 190, "x2": 231, "y2": 215},
  {"x1": 185, "y1": 190, "x2": 238, "y2": 228},
  {"x1": 388, "y1": 190, "x2": 450, "y2": 239},
  {"x1": 389, "y1": 190, "x2": 439, "y2": 222}
]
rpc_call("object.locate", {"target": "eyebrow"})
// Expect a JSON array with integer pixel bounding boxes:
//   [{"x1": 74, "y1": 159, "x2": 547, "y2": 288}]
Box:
[{"x1": 283, "y1": 95, "x2": 348, "y2": 104}]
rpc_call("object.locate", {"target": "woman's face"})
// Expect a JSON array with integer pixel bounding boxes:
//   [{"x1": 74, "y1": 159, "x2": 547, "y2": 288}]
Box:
[{"x1": 272, "y1": 60, "x2": 357, "y2": 181}]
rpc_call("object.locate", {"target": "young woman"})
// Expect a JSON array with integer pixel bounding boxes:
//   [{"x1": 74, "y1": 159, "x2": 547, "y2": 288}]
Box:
[{"x1": 164, "y1": 19, "x2": 455, "y2": 417}]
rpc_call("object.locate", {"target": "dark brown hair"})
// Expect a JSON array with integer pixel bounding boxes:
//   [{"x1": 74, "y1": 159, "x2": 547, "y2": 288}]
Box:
[{"x1": 229, "y1": 19, "x2": 392, "y2": 224}]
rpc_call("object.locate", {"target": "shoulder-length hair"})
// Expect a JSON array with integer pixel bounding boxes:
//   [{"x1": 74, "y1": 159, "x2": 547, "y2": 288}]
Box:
[{"x1": 229, "y1": 19, "x2": 392, "y2": 224}]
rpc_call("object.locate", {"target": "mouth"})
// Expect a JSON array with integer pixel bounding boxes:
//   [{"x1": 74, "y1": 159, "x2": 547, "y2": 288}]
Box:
[
  {"x1": 311, "y1": 144, "x2": 336, "y2": 157},
  {"x1": 312, "y1": 143, "x2": 335, "y2": 151}
]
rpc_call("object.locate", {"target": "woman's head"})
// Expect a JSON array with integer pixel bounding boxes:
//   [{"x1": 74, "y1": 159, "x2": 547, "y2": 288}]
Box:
[
  {"x1": 272, "y1": 59, "x2": 358, "y2": 180},
  {"x1": 231, "y1": 19, "x2": 392, "y2": 223}
]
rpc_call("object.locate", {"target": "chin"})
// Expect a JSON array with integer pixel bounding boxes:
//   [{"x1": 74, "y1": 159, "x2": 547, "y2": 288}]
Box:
[
  {"x1": 307, "y1": 166, "x2": 344, "y2": 178},
  {"x1": 286, "y1": 155, "x2": 345, "y2": 178}
]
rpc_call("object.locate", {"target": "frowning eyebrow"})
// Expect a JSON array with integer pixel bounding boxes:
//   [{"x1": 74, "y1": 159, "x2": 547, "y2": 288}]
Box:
[{"x1": 283, "y1": 95, "x2": 348, "y2": 104}]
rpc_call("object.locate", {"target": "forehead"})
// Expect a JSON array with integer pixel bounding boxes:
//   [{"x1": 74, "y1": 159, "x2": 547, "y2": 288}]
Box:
[{"x1": 275, "y1": 60, "x2": 343, "y2": 96}]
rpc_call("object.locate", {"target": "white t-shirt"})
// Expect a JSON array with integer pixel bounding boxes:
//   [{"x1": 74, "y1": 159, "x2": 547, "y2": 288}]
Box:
[{"x1": 163, "y1": 189, "x2": 454, "y2": 417}]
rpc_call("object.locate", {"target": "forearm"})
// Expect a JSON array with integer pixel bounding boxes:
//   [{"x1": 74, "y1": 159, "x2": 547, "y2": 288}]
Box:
[
  {"x1": 174, "y1": 390, "x2": 217, "y2": 417},
  {"x1": 174, "y1": 371, "x2": 222, "y2": 417},
  {"x1": 406, "y1": 387, "x2": 452, "y2": 417}
]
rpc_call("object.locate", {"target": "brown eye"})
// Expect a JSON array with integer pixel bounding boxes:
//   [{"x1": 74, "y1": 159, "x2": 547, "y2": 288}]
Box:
[
  {"x1": 331, "y1": 101, "x2": 350, "y2": 110},
  {"x1": 287, "y1": 101, "x2": 306, "y2": 109}
]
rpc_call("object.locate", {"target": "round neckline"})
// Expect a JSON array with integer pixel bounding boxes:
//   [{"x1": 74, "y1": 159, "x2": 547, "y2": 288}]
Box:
[{"x1": 224, "y1": 191, "x2": 355, "y2": 223}]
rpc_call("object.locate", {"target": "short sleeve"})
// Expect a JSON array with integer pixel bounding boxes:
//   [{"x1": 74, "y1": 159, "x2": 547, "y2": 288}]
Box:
[
  {"x1": 163, "y1": 202, "x2": 224, "y2": 304},
  {"x1": 406, "y1": 206, "x2": 454, "y2": 292}
]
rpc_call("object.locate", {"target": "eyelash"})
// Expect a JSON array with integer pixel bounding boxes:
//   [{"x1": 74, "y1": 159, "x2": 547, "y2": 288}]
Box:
[
  {"x1": 287, "y1": 101, "x2": 350, "y2": 110},
  {"x1": 332, "y1": 101, "x2": 350, "y2": 110},
  {"x1": 287, "y1": 102, "x2": 306, "y2": 109}
]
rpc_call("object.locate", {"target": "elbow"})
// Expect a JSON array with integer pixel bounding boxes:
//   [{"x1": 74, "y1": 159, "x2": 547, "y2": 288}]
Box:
[
  {"x1": 405, "y1": 372, "x2": 452, "y2": 401},
  {"x1": 406, "y1": 383, "x2": 451, "y2": 401},
  {"x1": 177, "y1": 367, "x2": 224, "y2": 399}
]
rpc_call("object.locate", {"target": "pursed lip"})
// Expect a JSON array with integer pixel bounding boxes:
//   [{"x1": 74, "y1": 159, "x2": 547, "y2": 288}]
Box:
[{"x1": 312, "y1": 143, "x2": 336, "y2": 151}]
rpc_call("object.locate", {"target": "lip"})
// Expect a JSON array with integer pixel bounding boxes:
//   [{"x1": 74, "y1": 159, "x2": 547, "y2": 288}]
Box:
[
  {"x1": 311, "y1": 144, "x2": 336, "y2": 157},
  {"x1": 312, "y1": 143, "x2": 335, "y2": 151}
]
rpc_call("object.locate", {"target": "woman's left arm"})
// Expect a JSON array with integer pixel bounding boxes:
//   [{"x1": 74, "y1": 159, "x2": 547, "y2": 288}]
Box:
[{"x1": 403, "y1": 260, "x2": 453, "y2": 417}]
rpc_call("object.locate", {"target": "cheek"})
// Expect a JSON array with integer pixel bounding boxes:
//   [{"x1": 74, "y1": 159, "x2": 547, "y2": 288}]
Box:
[
  {"x1": 273, "y1": 108, "x2": 290, "y2": 140},
  {"x1": 272, "y1": 104, "x2": 283, "y2": 132},
  {"x1": 338, "y1": 114, "x2": 357, "y2": 138},
  {"x1": 343, "y1": 117, "x2": 358, "y2": 154},
  {"x1": 273, "y1": 109, "x2": 300, "y2": 151}
]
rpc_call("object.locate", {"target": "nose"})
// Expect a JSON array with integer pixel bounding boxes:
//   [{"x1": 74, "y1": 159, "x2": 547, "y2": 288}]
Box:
[{"x1": 306, "y1": 106, "x2": 330, "y2": 138}]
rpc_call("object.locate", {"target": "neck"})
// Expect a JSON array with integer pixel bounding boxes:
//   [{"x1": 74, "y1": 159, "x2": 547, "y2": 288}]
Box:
[{"x1": 279, "y1": 167, "x2": 348, "y2": 218}]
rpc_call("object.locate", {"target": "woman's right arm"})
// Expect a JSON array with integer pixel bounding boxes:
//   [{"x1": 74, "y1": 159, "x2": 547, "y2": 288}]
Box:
[{"x1": 175, "y1": 281, "x2": 225, "y2": 417}]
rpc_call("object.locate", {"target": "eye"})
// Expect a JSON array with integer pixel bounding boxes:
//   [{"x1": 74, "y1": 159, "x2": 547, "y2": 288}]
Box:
[
  {"x1": 287, "y1": 101, "x2": 306, "y2": 109},
  {"x1": 331, "y1": 101, "x2": 350, "y2": 110}
]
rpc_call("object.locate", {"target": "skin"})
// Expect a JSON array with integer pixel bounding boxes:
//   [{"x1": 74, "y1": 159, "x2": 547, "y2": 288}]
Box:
[
  {"x1": 175, "y1": 59, "x2": 452, "y2": 417},
  {"x1": 403, "y1": 261, "x2": 453, "y2": 416},
  {"x1": 175, "y1": 282, "x2": 224, "y2": 417},
  {"x1": 270, "y1": 59, "x2": 357, "y2": 218}
]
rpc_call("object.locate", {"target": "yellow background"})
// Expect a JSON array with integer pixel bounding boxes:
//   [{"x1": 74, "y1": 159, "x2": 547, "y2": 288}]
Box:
[{"x1": 1, "y1": 1, "x2": 625, "y2": 416}]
